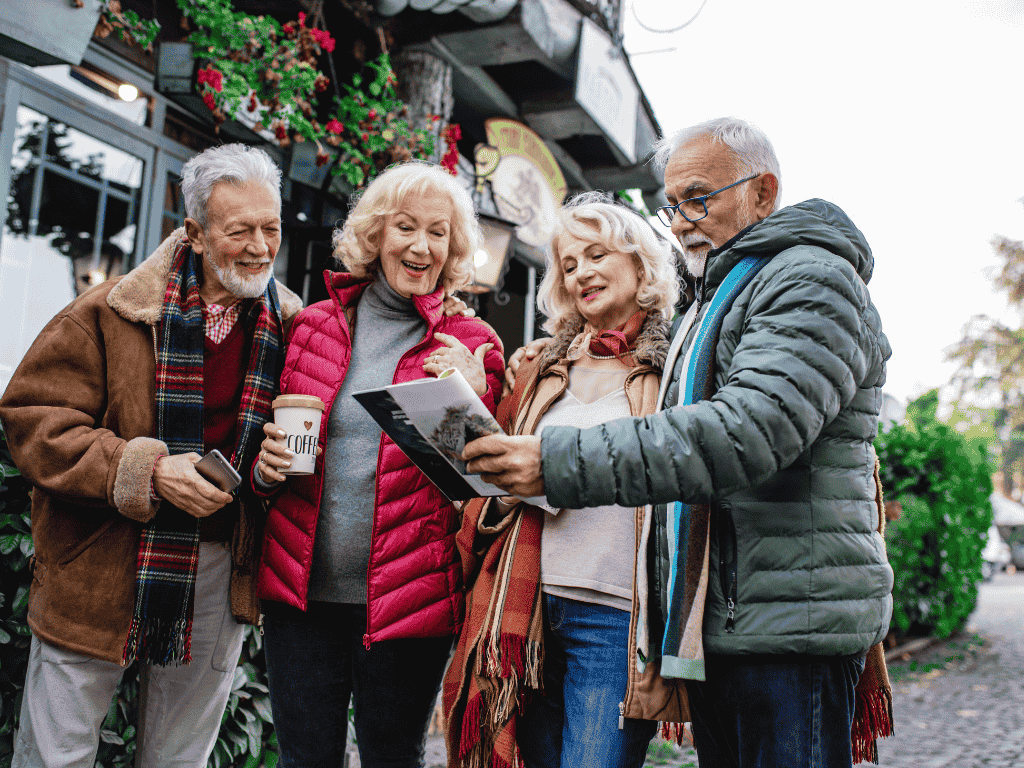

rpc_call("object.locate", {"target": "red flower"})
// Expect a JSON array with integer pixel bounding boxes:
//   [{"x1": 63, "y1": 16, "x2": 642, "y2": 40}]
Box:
[
  {"x1": 367, "y1": 108, "x2": 377, "y2": 121},
  {"x1": 298, "y1": 11, "x2": 306, "y2": 26},
  {"x1": 275, "y1": 123, "x2": 288, "y2": 141},
  {"x1": 248, "y1": 94, "x2": 258, "y2": 112},
  {"x1": 443, "y1": 123, "x2": 462, "y2": 143},
  {"x1": 197, "y1": 66, "x2": 222, "y2": 93},
  {"x1": 361, "y1": 132, "x2": 369, "y2": 142},
  {"x1": 311, "y1": 29, "x2": 335, "y2": 53},
  {"x1": 202, "y1": 92, "x2": 217, "y2": 111},
  {"x1": 315, "y1": 152, "x2": 330, "y2": 168},
  {"x1": 325, "y1": 119, "x2": 343, "y2": 135},
  {"x1": 282, "y1": 21, "x2": 294, "y2": 34}
]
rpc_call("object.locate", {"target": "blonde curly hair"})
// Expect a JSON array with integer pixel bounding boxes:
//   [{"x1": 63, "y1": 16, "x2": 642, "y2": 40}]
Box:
[
  {"x1": 537, "y1": 193, "x2": 680, "y2": 337},
  {"x1": 332, "y1": 162, "x2": 481, "y2": 294}
]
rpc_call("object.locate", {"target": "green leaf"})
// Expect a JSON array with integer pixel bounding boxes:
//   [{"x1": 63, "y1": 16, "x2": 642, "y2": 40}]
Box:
[{"x1": 99, "y1": 730, "x2": 124, "y2": 745}]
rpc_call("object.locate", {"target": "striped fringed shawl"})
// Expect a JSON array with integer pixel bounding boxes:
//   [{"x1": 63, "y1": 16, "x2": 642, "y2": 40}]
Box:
[{"x1": 443, "y1": 354, "x2": 545, "y2": 768}]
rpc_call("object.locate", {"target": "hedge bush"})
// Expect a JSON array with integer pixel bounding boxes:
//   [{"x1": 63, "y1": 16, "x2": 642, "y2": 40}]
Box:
[
  {"x1": 0, "y1": 424, "x2": 277, "y2": 767},
  {"x1": 876, "y1": 393, "x2": 993, "y2": 639}
]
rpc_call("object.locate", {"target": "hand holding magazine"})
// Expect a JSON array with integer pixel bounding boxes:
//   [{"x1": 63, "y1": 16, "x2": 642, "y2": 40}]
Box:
[{"x1": 353, "y1": 368, "x2": 541, "y2": 502}]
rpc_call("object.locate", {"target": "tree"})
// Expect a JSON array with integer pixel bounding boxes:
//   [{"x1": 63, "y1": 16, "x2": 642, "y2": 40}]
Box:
[{"x1": 948, "y1": 232, "x2": 1024, "y2": 497}]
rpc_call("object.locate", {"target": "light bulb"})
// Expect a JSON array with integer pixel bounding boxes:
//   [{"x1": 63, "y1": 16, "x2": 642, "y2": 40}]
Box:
[{"x1": 117, "y1": 83, "x2": 139, "y2": 102}]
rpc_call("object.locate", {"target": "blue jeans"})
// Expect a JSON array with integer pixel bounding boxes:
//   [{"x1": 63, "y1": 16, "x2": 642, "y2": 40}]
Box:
[
  {"x1": 518, "y1": 594, "x2": 657, "y2": 768},
  {"x1": 684, "y1": 651, "x2": 867, "y2": 768},
  {"x1": 262, "y1": 601, "x2": 453, "y2": 768}
]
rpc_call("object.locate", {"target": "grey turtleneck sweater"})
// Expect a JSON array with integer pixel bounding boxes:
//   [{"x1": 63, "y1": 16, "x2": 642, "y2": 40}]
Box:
[{"x1": 307, "y1": 273, "x2": 427, "y2": 603}]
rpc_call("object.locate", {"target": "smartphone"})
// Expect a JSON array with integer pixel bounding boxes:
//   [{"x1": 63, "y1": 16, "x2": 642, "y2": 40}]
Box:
[{"x1": 195, "y1": 449, "x2": 242, "y2": 493}]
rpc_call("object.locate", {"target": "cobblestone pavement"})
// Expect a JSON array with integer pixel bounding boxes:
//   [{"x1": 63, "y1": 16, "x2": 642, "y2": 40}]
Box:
[
  {"x1": 876, "y1": 570, "x2": 1024, "y2": 768},
  {"x1": 419, "y1": 572, "x2": 1024, "y2": 768}
]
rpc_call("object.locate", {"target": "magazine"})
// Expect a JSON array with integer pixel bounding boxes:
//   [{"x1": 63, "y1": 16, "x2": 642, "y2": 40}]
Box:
[{"x1": 352, "y1": 368, "x2": 519, "y2": 501}]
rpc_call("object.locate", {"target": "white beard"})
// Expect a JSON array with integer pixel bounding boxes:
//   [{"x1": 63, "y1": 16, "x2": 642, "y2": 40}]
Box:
[
  {"x1": 680, "y1": 235, "x2": 716, "y2": 279},
  {"x1": 208, "y1": 256, "x2": 273, "y2": 299},
  {"x1": 680, "y1": 207, "x2": 758, "y2": 279}
]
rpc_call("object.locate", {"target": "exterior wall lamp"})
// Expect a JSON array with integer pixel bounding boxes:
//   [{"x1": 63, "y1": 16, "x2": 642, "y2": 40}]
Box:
[{"x1": 469, "y1": 213, "x2": 517, "y2": 296}]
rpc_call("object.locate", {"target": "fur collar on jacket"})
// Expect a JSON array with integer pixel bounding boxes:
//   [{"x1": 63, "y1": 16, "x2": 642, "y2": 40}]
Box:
[
  {"x1": 106, "y1": 227, "x2": 303, "y2": 325},
  {"x1": 535, "y1": 312, "x2": 672, "y2": 373}
]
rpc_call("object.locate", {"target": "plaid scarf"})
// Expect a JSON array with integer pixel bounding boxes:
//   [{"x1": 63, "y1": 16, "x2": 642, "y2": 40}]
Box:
[
  {"x1": 122, "y1": 242, "x2": 283, "y2": 666},
  {"x1": 443, "y1": 357, "x2": 545, "y2": 768}
]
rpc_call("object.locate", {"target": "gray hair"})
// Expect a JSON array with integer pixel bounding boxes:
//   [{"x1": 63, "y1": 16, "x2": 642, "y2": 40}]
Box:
[
  {"x1": 180, "y1": 144, "x2": 282, "y2": 230},
  {"x1": 653, "y1": 117, "x2": 782, "y2": 211},
  {"x1": 538, "y1": 192, "x2": 680, "y2": 337}
]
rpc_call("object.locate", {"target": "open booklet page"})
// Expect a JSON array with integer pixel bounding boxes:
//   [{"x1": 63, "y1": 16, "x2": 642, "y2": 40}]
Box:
[{"x1": 353, "y1": 368, "x2": 545, "y2": 504}]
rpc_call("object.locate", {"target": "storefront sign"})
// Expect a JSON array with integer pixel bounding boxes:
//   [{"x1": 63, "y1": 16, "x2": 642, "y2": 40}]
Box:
[
  {"x1": 483, "y1": 119, "x2": 567, "y2": 248},
  {"x1": 575, "y1": 17, "x2": 640, "y2": 163}
]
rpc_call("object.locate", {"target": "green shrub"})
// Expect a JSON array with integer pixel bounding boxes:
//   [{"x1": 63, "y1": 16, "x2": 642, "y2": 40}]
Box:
[
  {"x1": 0, "y1": 424, "x2": 33, "y2": 767},
  {"x1": 876, "y1": 394, "x2": 993, "y2": 639},
  {"x1": 0, "y1": 423, "x2": 277, "y2": 767}
]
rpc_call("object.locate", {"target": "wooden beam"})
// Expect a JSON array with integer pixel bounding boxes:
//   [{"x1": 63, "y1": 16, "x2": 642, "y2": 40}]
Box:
[
  {"x1": 413, "y1": 40, "x2": 518, "y2": 119},
  {"x1": 584, "y1": 160, "x2": 662, "y2": 192}
]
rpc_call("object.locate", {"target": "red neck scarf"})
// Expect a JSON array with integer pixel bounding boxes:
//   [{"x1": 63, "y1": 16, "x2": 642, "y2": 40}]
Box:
[{"x1": 587, "y1": 310, "x2": 647, "y2": 364}]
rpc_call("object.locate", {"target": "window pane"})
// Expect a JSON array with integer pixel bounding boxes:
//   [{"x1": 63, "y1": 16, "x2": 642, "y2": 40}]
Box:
[
  {"x1": 33, "y1": 64, "x2": 151, "y2": 127},
  {"x1": 0, "y1": 104, "x2": 145, "y2": 394}
]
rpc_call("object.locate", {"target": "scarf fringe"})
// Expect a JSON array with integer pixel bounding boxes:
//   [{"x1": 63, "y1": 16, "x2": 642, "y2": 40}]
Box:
[
  {"x1": 459, "y1": 688, "x2": 484, "y2": 762},
  {"x1": 659, "y1": 721, "x2": 688, "y2": 746},
  {"x1": 122, "y1": 614, "x2": 193, "y2": 666},
  {"x1": 851, "y1": 686, "x2": 894, "y2": 765}
]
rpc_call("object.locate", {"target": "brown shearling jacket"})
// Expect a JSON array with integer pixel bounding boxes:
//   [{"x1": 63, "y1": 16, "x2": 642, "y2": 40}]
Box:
[{"x1": 0, "y1": 230, "x2": 302, "y2": 665}]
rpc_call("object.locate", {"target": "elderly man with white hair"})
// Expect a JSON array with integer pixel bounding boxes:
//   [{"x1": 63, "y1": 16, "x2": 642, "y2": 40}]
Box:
[
  {"x1": 465, "y1": 117, "x2": 895, "y2": 767},
  {"x1": 0, "y1": 143, "x2": 302, "y2": 768}
]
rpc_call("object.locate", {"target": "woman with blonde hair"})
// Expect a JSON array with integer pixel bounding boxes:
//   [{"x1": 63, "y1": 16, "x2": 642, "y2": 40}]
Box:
[
  {"x1": 254, "y1": 161, "x2": 504, "y2": 768},
  {"x1": 444, "y1": 193, "x2": 687, "y2": 768}
]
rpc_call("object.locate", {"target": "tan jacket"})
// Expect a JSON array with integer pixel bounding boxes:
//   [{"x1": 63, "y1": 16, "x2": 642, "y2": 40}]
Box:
[
  {"x1": 0, "y1": 230, "x2": 302, "y2": 664},
  {"x1": 507, "y1": 316, "x2": 689, "y2": 724}
]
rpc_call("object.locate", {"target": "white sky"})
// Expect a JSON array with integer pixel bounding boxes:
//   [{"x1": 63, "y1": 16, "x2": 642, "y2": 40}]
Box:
[{"x1": 623, "y1": 0, "x2": 1024, "y2": 404}]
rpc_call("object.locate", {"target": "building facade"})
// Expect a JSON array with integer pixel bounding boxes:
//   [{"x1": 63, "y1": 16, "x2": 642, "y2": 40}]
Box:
[{"x1": 0, "y1": 0, "x2": 666, "y2": 394}]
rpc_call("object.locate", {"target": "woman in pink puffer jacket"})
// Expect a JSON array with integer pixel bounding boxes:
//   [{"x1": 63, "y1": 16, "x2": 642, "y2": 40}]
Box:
[{"x1": 253, "y1": 162, "x2": 504, "y2": 768}]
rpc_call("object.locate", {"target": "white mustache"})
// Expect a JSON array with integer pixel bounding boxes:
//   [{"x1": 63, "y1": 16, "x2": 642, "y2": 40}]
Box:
[{"x1": 682, "y1": 235, "x2": 714, "y2": 251}]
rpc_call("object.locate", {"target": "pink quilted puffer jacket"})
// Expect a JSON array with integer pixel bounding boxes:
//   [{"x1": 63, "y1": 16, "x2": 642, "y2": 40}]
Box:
[{"x1": 258, "y1": 271, "x2": 504, "y2": 645}]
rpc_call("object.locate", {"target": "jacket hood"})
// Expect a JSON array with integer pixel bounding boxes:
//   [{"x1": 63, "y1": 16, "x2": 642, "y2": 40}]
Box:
[
  {"x1": 704, "y1": 199, "x2": 873, "y2": 292},
  {"x1": 107, "y1": 227, "x2": 303, "y2": 325}
]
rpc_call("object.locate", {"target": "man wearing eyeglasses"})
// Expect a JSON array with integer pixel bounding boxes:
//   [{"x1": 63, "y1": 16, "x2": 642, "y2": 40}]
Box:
[{"x1": 464, "y1": 116, "x2": 894, "y2": 768}]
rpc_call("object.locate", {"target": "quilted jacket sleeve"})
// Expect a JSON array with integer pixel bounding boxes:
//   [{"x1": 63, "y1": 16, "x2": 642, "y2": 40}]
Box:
[{"x1": 541, "y1": 248, "x2": 888, "y2": 509}]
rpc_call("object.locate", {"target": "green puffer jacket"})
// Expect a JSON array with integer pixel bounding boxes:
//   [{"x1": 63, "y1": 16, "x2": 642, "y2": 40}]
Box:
[{"x1": 542, "y1": 199, "x2": 893, "y2": 657}]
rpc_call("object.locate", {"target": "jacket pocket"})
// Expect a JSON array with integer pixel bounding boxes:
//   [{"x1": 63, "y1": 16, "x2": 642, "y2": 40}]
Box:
[
  {"x1": 716, "y1": 502, "x2": 738, "y2": 633},
  {"x1": 58, "y1": 518, "x2": 116, "y2": 568}
]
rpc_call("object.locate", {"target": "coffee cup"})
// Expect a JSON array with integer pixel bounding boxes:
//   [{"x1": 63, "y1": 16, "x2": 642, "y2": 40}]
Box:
[{"x1": 272, "y1": 394, "x2": 325, "y2": 475}]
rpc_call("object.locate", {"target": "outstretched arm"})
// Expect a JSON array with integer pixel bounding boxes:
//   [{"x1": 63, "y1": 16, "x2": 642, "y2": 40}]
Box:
[{"x1": 541, "y1": 254, "x2": 886, "y2": 509}]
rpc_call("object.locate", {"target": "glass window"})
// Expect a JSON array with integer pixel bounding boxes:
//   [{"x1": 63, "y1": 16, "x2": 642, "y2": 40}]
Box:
[
  {"x1": 33, "y1": 64, "x2": 151, "y2": 126},
  {"x1": 1, "y1": 105, "x2": 146, "y2": 393},
  {"x1": 162, "y1": 171, "x2": 185, "y2": 241}
]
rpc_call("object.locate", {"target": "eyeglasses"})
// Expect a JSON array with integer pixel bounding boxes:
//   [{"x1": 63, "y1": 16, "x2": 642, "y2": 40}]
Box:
[{"x1": 655, "y1": 174, "x2": 760, "y2": 227}]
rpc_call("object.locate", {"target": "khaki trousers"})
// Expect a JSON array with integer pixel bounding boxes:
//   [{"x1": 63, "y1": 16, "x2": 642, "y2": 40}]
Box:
[{"x1": 13, "y1": 542, "x2": 246, "y2": 768}]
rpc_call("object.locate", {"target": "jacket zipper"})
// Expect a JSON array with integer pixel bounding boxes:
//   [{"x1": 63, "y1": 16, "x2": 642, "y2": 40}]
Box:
[{"x1": 717, "y1": 502, "x2": 738, "y2": 633}]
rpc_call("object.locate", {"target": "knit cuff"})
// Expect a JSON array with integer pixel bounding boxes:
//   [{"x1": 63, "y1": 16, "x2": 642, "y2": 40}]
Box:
[{"x1": 114, "y1": 437, "x2": 168, "y2": 522}]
